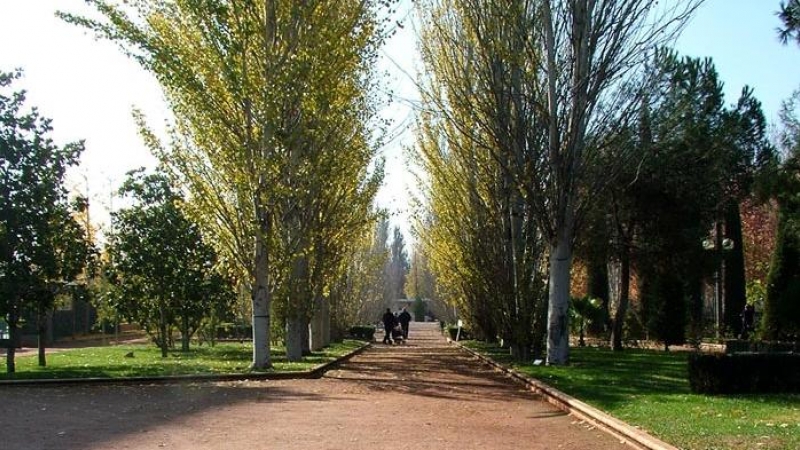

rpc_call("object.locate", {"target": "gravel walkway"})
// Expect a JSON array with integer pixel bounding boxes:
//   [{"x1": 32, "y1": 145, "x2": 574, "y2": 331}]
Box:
[{"x1": 0, "y1": 322, "x2": 631, "y2": 450}]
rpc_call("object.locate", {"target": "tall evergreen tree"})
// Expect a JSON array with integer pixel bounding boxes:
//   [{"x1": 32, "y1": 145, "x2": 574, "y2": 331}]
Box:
[
  {"x1": 778, "y1": 0, "x2": 800, "y2": 45},
  {"x1": 585, "y1": 51, "x2": 771, "y2": 348},
  {"x1": 762, "y1": 92, "x2": 800, "y2": 340},
  {"x1": 388, "y1": 227, "x2": 409, "y2": 300}
]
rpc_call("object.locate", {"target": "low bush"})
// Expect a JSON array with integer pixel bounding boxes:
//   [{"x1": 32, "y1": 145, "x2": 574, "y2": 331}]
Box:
[
  {"x1": 215, "y1": 323, "x2": 252, "y2": 340},
  {"x1": 724, "y1": 339, "x2": 800, "y2": 354},
  {"x1": 688, "y1": 352, "x2": 800, "y2": 394},
  {"x1": 348, "y1": 325, "x2": 376, "y2": 341},
  {"x1": 447, "y1": 326, "x2": 470, "y2": 341}
]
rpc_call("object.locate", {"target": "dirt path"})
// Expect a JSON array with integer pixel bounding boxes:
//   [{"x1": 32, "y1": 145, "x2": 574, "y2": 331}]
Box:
[{"x1": 0, "y1": 323, "x2": 631, "y2": 450}]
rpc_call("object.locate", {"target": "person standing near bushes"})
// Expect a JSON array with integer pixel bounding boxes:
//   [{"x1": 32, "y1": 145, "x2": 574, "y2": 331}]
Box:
[
  {"x1": 382, "y1": 308, "x2": 397, "y2": 344},
  {"x1": 398, "y1": 307, "x2": 412, "y2": 340},
  {"x1": 740, "y1": 304, "x2": 755, "y2": 339}
]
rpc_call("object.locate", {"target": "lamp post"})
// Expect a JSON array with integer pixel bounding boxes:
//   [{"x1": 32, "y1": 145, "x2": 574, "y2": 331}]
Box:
[{"x1": 702, "y1": 223, "x2": 734, "y2": 339}]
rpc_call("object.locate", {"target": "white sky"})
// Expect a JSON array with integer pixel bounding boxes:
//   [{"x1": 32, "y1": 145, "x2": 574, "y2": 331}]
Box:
[{"x1": 1, "y1": 0, "x2": 798, "y2": 245}]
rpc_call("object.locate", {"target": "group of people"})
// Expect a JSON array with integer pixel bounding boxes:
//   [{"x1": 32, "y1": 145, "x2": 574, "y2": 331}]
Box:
[{"x1": 381, "y1": 307, "x2": 411, "y2": 344}]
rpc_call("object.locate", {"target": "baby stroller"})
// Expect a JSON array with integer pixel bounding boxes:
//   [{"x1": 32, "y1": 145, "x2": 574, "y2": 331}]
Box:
[{"x1": 391, "y1": 324, "x2": 405, "y2": 344}]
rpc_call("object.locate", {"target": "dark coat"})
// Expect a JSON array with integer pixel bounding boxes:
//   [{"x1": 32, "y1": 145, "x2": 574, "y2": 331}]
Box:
[
  {"x1": 382, "y1": 311, "x2": 397, "y2": 329},
  {"x1": 398, "y1": 311, "x2": 412, "y2": 326}
]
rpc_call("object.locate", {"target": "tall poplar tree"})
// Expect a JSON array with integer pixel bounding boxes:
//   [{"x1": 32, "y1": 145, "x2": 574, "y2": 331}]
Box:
[
  {"x1": 417, "y1": 0, "x2": 701, "y2": 363},
  {"x1": 61, "y1": 0, "x2": 386, "y2": 366}
]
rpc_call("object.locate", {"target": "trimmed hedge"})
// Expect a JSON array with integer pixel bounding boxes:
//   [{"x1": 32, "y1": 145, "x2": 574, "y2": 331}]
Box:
[
  {"x1": 724, "y1": 339, "x2": 800, "y2": 354},
  {"x1": 688, "y1": 352, "x2": 800, "y2": 394},
  {"x1": 349, "y1": 325, "x2": 376, "y2": 341}
]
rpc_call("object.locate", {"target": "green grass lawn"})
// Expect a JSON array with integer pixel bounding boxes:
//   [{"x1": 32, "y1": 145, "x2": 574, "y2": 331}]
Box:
[
  {"x1": 1, "y1": 340, "x2": 364, "y2": 380},
  {"x1": 466, "y1": 342, "x2": 800, "y2": 450}
]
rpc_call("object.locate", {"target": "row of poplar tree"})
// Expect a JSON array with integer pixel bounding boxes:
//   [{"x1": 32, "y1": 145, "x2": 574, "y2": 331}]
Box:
[
  {"x1": 413, "y1": 0, "x2": 800, "y2": 362},
  {"x1": 0, "y1": 64, "x2": 413, "y2": 373},
  {"x1": 5, "y1": 0, "x2": 800, "y2": 375},
  {"x1": 2, "y1": 0, "x2": 411, "y2": 373}
]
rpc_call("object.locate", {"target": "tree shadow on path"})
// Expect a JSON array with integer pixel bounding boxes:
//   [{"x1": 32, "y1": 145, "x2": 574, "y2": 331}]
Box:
[{"x1": 325, "y1": 323, "x2": 544, "y2": 403}]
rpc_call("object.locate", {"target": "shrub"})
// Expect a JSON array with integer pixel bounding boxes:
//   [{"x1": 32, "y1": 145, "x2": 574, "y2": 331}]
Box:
[
  {"x1": 215, "y1": 323, "x2": 252, "y2": 340},
  {"x1": 413, "y1": 297, "x2": 427, "y2": 321},
  {"x1": 348, "y1": 325, "x2": 376, "y2": 341},
  {"x1": 447, "y1": 326, "x2": 470, "y2": 341},
  {"x1": 688, "y1": 352, "x2": 800, "y2": 394},
  {"x1": 642, "y1": 271, "x2": 687, "y2": 349}
]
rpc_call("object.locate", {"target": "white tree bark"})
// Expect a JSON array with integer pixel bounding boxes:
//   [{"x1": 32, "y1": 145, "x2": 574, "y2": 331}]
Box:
[
  {"x1": 540, "y1": 0, "x2": 700, "y2": 365},
  {"x1": 547, "y1": 232, "x2": 574, "y2": 365}
]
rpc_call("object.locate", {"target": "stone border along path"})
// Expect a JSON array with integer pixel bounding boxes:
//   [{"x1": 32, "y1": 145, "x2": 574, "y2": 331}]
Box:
[
  {"x1": 0, "y1": 342, "x2": 370, "y2": 387},
  {"x1": 0, "y1": 322, "x2": 635, "y2": 450},
  {"x1": 454, "y1": 341, "x2": 679, "y2": 450}
]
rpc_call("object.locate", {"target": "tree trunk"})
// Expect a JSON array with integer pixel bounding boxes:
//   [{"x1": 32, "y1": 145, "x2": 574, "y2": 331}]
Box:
[
  {"x1": 285, "y1": 316, "x2": 305, "y2": 362},
  {"x1": 285, "y1": 254, "x2": 311, "y2": 359},
  {"x1": 687, "y1": 270, "x2": 704, "y2": 346},
  {"x1": 532, "y1": 291, "x2": 548, "y2": 360},
  {"x1": 510, "y1": 343, "x2": 531, "y2": 362},
  {"x1": 547, "y1": 236, "x2": 573, "y2": 365},
  {"x1": 322, "y1": 297, "x2": 331, "y2": 347},
  {"x1": 309, "y1": 295, "x2": 325, "y2": 352},
  {"x1": 6, "y1": 332, "x2": 16, "y2": 374},
  {"x1": 608, "y1": 244, "x2": 631, "y2": 351},
  {"x1": 6, "y1": 308, "x2": 19, "y2": 374},
  {"x1": 251, "y1": 208, "x2": 272, "y2": 369},
  {"x1": 543, "y1": 0, "x2": 576, "y2": 367},
  {"x1": 181, "y1": 314, "x2": 190, "y2": 352},
  {"x1": 37, "y1": 304, "x2": 47, "y2": 367},
  {"x1": 159, "y1": 304, "x2": 168, "y2": 358},
  {"x1": 714, "y1": 220, "x2": 725, "y2": 337},
  {"x1": 300, "y1": 319, "x2": 311, "y2": 356}
]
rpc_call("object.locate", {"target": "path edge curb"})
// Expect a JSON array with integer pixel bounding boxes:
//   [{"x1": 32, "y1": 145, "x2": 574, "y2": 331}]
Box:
[
  {"x1": 307, "y1": 341, "x2": 371, "y2": 378},
  {"x1": 451, "y1": 340, "x2": 679, "y2": 450},
  {"x1": 0, "y1": 341, "x2": 371, "y2": 388}
]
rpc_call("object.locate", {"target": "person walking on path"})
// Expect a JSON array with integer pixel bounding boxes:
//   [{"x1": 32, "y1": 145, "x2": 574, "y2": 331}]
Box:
[
  {"x1": 398, "y1": 307, "x2": 412, "y2": 339},
  {"x1": 381, "y1": 308, "x2": 397, "y2": 344}
]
